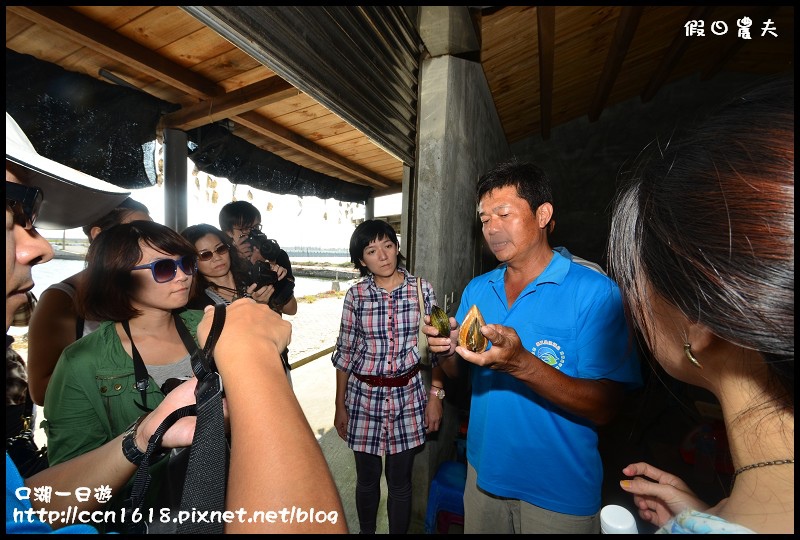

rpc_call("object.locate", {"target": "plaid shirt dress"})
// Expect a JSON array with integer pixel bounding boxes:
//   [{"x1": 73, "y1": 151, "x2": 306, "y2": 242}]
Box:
[{"x1": 331, "y1": 267, "x2": 439, "y2": 456}]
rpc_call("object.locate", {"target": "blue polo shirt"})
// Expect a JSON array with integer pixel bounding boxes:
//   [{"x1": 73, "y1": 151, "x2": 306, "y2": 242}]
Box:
[
  {"x1": 6, "y1": 454, "x2": 100, "y2": 534},
  {"x1": 456, "y1": 250, "x2": 641, "y2": 515}
]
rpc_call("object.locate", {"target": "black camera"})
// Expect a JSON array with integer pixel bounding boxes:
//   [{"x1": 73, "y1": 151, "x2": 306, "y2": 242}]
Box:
[
  {"x1": 247, "y1": 260, "x2": 296, "y2": 309},
  {"x1": 248, "y1": 260, "x2": 279, "y2": 288},
  {"x1": 245, "y1": 229, "x2": 282, "y2": 262}
]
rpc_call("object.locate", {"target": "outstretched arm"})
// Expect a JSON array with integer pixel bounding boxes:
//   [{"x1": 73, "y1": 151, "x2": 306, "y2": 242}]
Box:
[
  {"x1": 197, "y1": 299, "x2": 346, "y2": 533},
  {"x1": 26, "y1": 379, "x2": 199, "y2": 520}
]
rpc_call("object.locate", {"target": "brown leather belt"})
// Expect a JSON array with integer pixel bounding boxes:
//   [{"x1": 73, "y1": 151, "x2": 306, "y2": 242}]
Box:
[{"x1": 352, "y1": 364, "x2": 421, "y2": 387}]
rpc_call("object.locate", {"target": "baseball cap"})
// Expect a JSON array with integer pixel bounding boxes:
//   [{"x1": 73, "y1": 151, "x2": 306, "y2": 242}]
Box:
[{"x1": 6, "y1": 111, "x2": 131, "y2": 230}]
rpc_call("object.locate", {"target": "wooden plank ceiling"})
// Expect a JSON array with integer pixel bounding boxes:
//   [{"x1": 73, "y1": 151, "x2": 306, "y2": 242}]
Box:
[
  {"x1": 5, "y1": 6, "x2": 794, "y2": 197},
  {"x1": 479, "y1": 5, "x2": 793, "y2": 143}
]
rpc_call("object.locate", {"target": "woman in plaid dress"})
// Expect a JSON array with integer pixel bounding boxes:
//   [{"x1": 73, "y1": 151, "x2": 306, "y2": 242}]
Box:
[{"x1": 332, "y1": 219, "x2": 447, "y2": 534}]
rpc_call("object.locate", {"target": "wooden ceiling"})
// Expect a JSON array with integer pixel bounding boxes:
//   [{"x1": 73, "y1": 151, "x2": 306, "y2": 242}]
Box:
[
  {"x1": 6, "y1": 6, "x2": 794, "y2": 197},
  {"x1": 480, "y1": 5, "x2": 793, "y2": 142}
]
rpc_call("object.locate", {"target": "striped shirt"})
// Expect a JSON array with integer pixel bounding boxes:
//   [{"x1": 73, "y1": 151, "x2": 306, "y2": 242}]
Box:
[{"x1": 331, "y1": 267, "x2": 439, "y2": 456}]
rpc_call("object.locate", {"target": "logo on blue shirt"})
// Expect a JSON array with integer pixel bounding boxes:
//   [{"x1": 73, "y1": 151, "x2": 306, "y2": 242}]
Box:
[{"x1": 533, "y1": 339, "x2": 565, "y2": 370}]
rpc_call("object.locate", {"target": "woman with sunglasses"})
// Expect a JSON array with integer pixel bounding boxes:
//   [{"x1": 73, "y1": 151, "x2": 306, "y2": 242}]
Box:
[
  {"x1": 181, "y1": 223, "x2": 295, "y2": 383},
  {"x1": 26, "y1": 197, "x2": 151, "y2": 406},
  {"x1": 42, "y1": 220, "x2": 203, "y2": 530},
  {"x1": 180, "y1": 223, "x2": 275, "y2": 307}
]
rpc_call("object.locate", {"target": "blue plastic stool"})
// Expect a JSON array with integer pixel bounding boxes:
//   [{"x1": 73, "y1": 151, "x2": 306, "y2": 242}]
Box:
[{"x1": 424, "y1": 461, "x2": 467, "y2": 533}]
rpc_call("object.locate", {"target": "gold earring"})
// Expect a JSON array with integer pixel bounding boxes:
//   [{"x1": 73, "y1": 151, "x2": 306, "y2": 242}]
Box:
[{"x1": 684, "y1": 343, "x2": 703, "y2": 369}]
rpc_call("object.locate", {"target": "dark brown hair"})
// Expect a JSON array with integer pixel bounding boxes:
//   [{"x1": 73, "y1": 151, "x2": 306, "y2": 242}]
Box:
[
  {"x1": 608, "y1": 75, "x2": 794, "y2": 407},
  {"x1": 181, "y1": 223, "x2": 251, "y2": 300},
  {"x1": 349, "y1": 219, "x2": 405, "y2": 277},
  {"x1": 80, "y1": 220, "x2": 196, "y2": 321},
  {"x1": 476, "y1": 158, "x2": 553, "y2": 217}
]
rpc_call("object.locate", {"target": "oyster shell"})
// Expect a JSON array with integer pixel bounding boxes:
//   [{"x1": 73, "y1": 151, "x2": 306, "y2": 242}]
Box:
[
  {"x1": 430, "y1": 305, "x2": 451, "y2": 337},
  {"x1": 458, "y1": 305, "x2": 488, "y2": 352}
]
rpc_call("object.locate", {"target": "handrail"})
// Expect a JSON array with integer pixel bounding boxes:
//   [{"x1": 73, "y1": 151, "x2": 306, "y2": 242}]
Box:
[{"x1": 290, "y1": 345, "x2": 335, "y2": 371}]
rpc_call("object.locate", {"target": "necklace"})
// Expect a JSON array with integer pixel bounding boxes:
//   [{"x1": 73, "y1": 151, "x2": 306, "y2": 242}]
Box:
[
  {"x1": 211, "y1": 283, "x2": 245, "y2": 300},
  {"x1": 733, "y1": 459, "x2": 794, "y2": 478}
]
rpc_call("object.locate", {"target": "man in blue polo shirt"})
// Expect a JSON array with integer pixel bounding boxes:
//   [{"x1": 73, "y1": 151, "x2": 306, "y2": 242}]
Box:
[{"x1": 431, "y1": 159, "x2": 641, "y2": 534}]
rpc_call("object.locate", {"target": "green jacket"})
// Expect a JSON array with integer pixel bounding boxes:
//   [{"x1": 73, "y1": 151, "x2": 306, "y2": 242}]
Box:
[
  {"x1": 42, "y1": 309, "x2": 204, "y2": 531},
  {"x1": 44, "y1": 309, "x2": 204, "y2": 464}
]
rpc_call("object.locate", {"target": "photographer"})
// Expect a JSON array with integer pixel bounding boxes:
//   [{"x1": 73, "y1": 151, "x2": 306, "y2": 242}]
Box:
[
  {"x1": 219, "y1": 201, "x2": 297, "y2": 317},
  {"x1": 219, "y1": 201, "x2": 297, "y2": 385},
  {"x1": 181, "y1": 223, "x2": 275, "y2": 307}
]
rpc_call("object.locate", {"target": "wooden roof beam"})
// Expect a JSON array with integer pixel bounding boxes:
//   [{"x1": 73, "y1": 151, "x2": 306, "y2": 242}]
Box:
[
  {"x1": 641, "y1": 6, "x2": 714, "y2": 103},
  {"x1": 233, "y1": 112, "x2": 392, "y2": 189},
  {"x1": 7, "y1": 6, "x2": 223, "y2": 99},
  {"x1": 162, "y1": 76, "x2": 300, "y2": 131},
  {"x1": 589, "y1": 6, "x2": 644, "y2": 122},
  {"x1": 536, "y1": 6, "x2": 555, "y2": 140}
]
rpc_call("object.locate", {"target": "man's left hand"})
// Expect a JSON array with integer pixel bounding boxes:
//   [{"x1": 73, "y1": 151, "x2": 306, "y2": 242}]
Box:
[{"x1": 456, "y1": 323, "x2": 529, "y2": 373}]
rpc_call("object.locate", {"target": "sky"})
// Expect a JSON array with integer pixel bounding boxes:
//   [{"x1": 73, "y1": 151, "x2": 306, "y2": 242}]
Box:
[{"x1": 56, "y1": 159, "x2": 402, "y2": 249}]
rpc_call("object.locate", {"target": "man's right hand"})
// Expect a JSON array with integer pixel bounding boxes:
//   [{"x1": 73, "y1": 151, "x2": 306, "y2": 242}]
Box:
[{"x1": 423, "y1": 315, "x2": 459, "y2": 356}]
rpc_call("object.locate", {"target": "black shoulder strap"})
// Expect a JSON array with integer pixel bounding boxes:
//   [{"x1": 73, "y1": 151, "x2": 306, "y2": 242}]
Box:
[
  {"x1": 127, "y1": 304, "x2": 228, "y2": 535},
  {"x1": 121, "y1": 320, "x2": 153, "y2": 413},
  {"x1": 173, "y1": 311, "x2": 200, "y2": 358},
  {"x1": 75, "y1": 317, "x2": 85, "y2": 341},
  {"x1": 177, "y1": 304, "x2": 227, "y2": 534}
]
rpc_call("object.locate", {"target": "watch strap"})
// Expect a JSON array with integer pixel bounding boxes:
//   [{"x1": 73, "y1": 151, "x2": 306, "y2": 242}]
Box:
[{"x1": 122, "y1": 414, "x2": 148, "y2": 466}]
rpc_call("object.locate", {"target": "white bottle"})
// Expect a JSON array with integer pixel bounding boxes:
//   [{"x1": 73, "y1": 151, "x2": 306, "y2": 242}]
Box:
[{"x1": 600, "y1": 504, "x2": 638, "y2": 534}]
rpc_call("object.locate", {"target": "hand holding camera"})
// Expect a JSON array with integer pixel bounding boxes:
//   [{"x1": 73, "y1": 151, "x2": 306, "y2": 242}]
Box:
[
  {"x1": 243, "y1": 233, "x2": 296, "y2": 311},
  {"x1": 245, "y1": 229, "x2": 282, "y2": 262}
]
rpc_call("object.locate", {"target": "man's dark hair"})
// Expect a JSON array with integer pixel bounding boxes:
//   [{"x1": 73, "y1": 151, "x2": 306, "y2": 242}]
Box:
[
  {"x1": 476, "y1": 158, "x2": 554, "y2": 216},
  {"x1": 219, "y1": 200, "x2": 261, "y2": 233}
]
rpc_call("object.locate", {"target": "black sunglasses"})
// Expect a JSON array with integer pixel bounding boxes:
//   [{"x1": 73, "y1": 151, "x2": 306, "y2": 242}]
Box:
[
  {"x1": 131, "y1": 255, "x2": 196, "y2": 283},
  {"x1": 197, "y1": 244, "x2": 230, "y2": 261},
  {"x1": 6, "y1": 181, "x2": 43, "y2": 230}
]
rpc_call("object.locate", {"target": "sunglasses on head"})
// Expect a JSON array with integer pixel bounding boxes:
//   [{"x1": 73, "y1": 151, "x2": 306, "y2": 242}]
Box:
[
  {"x1": 197, "y1": 244, "x2": 230, "y2": 261},
  {"x1": 6, "y1": 181, "x2": 43, "y2": 230},
  {"x1": 131, "y1": 255, "x2": 196, "y2": 283}
]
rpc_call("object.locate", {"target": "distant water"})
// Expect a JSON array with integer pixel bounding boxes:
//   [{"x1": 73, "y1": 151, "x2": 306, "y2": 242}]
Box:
[
  {"x1": 291, "y1": 256, "x2": 351, "y2": 266},
  {"x1": 8, "y1": 258, "x2": 350, "y2": 338}
]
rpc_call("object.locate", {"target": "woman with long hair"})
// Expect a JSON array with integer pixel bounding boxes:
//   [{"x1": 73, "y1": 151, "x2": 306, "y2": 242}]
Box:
[
  {"x1": 609, "y1": 76, "x2": 794, "y2": 533},
  {"x1": 181, "y1": 223, "x2": 293, "y2": 380},
  {"x1": 181, "y1": 223, "x2": 258, "y2": 307}
]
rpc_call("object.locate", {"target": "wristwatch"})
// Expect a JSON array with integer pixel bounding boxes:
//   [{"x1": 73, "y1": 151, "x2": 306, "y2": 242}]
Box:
[
  {"x1": 430, "y1": 386, "x2": 446, "y2": 400},
  {"x1": 121, "y1": 414, "x2": 148, "y2": 466}
]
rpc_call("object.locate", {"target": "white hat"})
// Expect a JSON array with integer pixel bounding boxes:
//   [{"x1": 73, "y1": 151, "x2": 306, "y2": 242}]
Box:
[{"x1": 6, "y1": 111, "x2": 131, "y2": 230}]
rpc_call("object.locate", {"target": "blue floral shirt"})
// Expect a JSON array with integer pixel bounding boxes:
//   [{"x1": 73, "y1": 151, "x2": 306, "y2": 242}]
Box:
[{"x1": 657, "y1": 509, "x2": 756, "y2": 534}]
